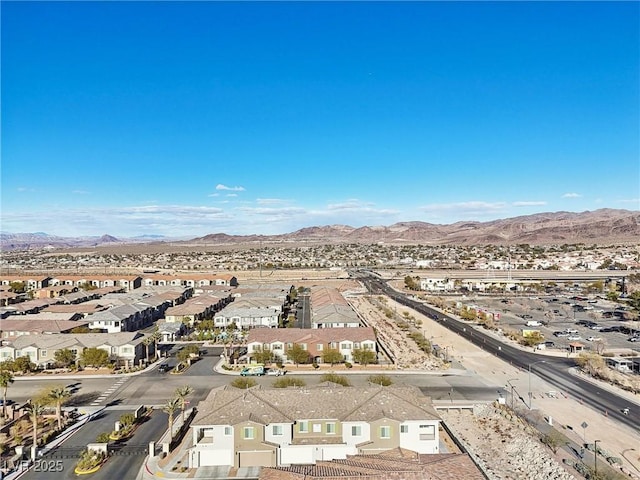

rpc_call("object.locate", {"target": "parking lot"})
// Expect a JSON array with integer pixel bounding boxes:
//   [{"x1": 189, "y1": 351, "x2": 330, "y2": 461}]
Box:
[{"x1": 459, "y1": 294, "x2": 640, "y2": 352}]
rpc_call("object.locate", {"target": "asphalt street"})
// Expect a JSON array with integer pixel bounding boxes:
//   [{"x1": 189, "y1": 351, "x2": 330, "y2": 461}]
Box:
[{"x1": 359, "y1": 272, "x2": 640, "y2": 430}]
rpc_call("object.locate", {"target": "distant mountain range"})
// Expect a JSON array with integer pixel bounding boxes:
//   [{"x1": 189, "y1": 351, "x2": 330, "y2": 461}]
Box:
[{"x1": 1, "y1": 209, "x2": 639, "y2": 251}]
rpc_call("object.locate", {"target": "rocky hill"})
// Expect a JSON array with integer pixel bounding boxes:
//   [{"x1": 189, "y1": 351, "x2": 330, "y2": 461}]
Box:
[
  {"x1": 189, "y1": 208, "x2": 640, "y2": 246},
  {"x1": 2, "y1": 209, "x2": 638, "y2": 251}
]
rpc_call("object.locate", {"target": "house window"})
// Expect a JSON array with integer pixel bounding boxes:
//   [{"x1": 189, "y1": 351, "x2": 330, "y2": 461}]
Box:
[
  {"x1": 312, "y1": 423, "x2": 321, "y2": 433},
  {"x1": 272, "y1": 344, "x2": 283, "y2": 350},
  {"x1": 122, "y1": 347, "x2": 133, "y2": 354},
  {"x1": 330, "y1": 342, "x2": 337, "y2": 349},
  {"x1": 354, "y1": 342, "x2": 360, "y2": 349},
  {"x1": 41, "y1": 350, "x2": 47, "y2": 357},
  {"x1": 224, "y1": 427, "x2": 232, "y2": 436},
  {"x1": 272, "y1": 425, "x2": 283, "y2": 436},
  {"x1": 243, "y1": 427, "x2": 254, "y2": 439},
  {"x1": 400, "y1": 425, "x2": 409, "y2": 433},
  {"x1": 380, "y1": 426, "x2": 391, "y2": 439},
  {"x1": 340, "y1": 343, "x2": 349, "y2": 350},
  {"x1": 301, "y1": 344, "x2": 307, "y2": 350},
  {"x1": 351, "y1": 426, "x2": 361, "y2": 436},
  {"x1": 326, "y1": 423, "x2": 336, "y2": 434},
  {"x1": 287, "y1": 343, "x2": 293, "y2": 349},
  {"x1": 263, "y1": 343, "x2": 270, "y2": 350},
  {"x1": 316, "y1": 344, "x2": 323, "y2": 351},
  {"x1": 299, "y1": 421, "x2": 308, "y2": 433},
  {"x1": 419, "y1": 424, "x2": 435, "y2": 440}
]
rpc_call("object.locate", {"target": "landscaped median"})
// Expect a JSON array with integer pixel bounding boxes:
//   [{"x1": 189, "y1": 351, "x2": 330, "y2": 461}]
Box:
[{"x1": 74, "y1": 449, "x2": 107, "y2": 475}]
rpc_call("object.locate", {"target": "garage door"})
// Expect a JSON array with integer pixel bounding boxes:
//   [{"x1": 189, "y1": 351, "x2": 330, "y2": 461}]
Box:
[{"x1": 238, "y1": 450, "x2": 275, "y2": 467}]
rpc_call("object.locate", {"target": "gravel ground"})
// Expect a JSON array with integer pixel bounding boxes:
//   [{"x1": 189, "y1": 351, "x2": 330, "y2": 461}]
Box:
[{"x1": 441, "y1": 404, "x2": 578, "y2": 480}]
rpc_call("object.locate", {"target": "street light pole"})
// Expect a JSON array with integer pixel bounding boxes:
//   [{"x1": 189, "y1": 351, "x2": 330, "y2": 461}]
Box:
[
  {"x1": 594, "y1": 439, "x2": 600, "y2": 476},
  {"x1": 528, "y1": 360, "x2": 546, "y2": 409}
]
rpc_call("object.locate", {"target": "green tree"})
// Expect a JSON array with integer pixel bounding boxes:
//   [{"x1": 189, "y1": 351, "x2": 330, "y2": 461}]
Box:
[
  {"x1": 0, "y1": 371, "x2": 14, "y2": 419},
  {"x1": 352, "y1": 348, "x2": 377, "y2": 366},
  {"x1": 48, "y1": 386, "x2": 71, "y2": 430},
  {"x1": 54, "y1": 349, "x2": 76, "y2": 368},
  {"x1": 8, "y1": 281, "x2": 26, "y2": 293},
  {"x1": 287, "y1": 344, "x2": 311, "y2": 366},
  {"x1": 70, "y1": 326, "x2": 91, "y2": 334},
  {"x1": 162, "y1": 398, "x2": 181, "y2": 443},
  {"x1": 321, "y1": 348, "x2": 343, "y2": 366},
  {"x1": 175, "y1": 385, "x2": 194, "y2": 424},
  {"x1": 14, "y1": 356, "x2": 35, "y2": 373},
  {"x1": 252, "y1": 347, "x2": 274, "y2": 365},
  {"x1": 80, "y1": 348, "x2": 109, "y2": 368}
]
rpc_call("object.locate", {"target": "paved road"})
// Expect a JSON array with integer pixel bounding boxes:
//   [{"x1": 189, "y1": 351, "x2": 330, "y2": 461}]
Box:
[{"x1": 358, "y1": 271, "x2": 640, "y2": 431}]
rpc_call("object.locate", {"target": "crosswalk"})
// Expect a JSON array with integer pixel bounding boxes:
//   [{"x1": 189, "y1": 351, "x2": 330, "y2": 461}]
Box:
[{"x1": 89, "y1": 377, "x2": 129, "y2": 406}]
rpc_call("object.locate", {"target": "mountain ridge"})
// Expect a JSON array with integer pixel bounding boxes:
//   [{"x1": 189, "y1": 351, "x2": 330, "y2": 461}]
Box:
[{"x1": 2, "y1": 208, "x2": 638, "y2": 251}]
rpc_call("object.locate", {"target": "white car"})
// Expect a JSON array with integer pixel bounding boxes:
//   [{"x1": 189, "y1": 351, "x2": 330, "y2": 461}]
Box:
[
  {"x1": 567, "y1": 335, "x2": 581, "y2": 341},
  {"x1": 266, "y1": 368, "x2": 286, "y2": 376},
  {"x1": 586, "y1": 336, "x2": 601, "y2": 342}
]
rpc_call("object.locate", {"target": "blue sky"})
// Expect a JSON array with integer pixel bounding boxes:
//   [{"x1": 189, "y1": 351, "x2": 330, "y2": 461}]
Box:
[{"x1": 2, "y1": 1, "x2": 639, "y2": 237}]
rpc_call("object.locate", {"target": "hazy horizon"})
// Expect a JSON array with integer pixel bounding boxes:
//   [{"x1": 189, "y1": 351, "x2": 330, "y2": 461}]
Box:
[{"x1": 2, "y1": 2, "x2": 639, "y2": 237}]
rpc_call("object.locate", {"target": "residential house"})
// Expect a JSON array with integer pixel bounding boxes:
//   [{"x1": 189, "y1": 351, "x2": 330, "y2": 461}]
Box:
[
  {"x1": 259, "y1": 448, "x2": 486, "y2": 480},
  {"x1": 188, "y1": 385, "x2": 442, "y2": 469},
  {"x1": 214, "y1": 306, "x2": 280, "y2": 329},
  {"x1": 309, "y1": 287, "x2": 360, "y2": 329},
  {"x1": 0, "y1": 318, "x2": 90, "y2": 340},
  {"x1": 164, "y1": 294, "x2": 230, "y2": 327},
  {"x1": 246, "y1": 327, "x2": 376, "y2": 364},
  {"x1": 0, "y1": 331, "x2": 150, "y2": 369},
  {"x1": 157, "y1": 321, "x2": 185, "y2": 342},
  {"x1": 48, "y1": 275, "x2": 142, "y2": 291}
]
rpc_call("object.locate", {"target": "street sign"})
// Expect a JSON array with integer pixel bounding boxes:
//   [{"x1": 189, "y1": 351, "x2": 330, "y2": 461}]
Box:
[{"x1": 581, "y1": 421, "x2": 588, "y2": 429}]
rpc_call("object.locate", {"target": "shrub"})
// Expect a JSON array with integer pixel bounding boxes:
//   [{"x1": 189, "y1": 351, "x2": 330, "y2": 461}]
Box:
[
  {"x1": 96, "y1": 432, "x2": 111, "y2": 443},
  {"x1": 119, "y1": 413, "x2": 135, "y2": 427},
  {"x1": 344, "y1": 362, "x2": 352, "y2": 369},
  {"x1": 273, "y1": 377, "x2": 306, "y2": 388},
  {"x1": 367, "y1": 374, "x2": 393, "y2": 386},
  {"x1": 231, "y1": 378, "x2": 257, "y2": 389},
  {"x1": 320, "y1": 373, "x2": 350, "y2": 386}
]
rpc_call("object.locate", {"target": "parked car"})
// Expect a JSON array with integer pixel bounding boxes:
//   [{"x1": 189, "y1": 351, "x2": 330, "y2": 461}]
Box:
[
  {"x1": 554, "y1": 331, "x2": 570, "y2": 337},
  {"x1": 629, "y1": 336, "x2": 640, "y2": 342},
  {"x1": 586, "y1": 336, "x2": 601, "y2": 342},
  {"x1": 266, "y1": 368, "x2": 286, "y2": 376},
  {"x1": 565, "y1": 328, "x2": 579, "y2": 334},
  {"x1": 567, "y1": 335, "x2": 581, "y2": 341},
  {"x1": 158, "y1": 363, "x2": 171, "y2": 373},
  {"x1": 589, "y1": 325, "x2": 603, "y2": 330}
]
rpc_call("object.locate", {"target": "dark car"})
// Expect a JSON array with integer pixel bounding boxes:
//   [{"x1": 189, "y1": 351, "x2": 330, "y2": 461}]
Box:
[{"x1": 158, "y1": 364, "x2": 171, "y2": 373}]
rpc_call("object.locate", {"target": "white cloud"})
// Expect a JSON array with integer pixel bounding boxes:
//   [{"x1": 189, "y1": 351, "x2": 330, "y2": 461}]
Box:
[
  {"x1": 72, "y1": 190, "x2": 90, "y2": 195},
  {"x1": 226, "y1": 193, "x2": 238, "y2": 197},
  {"x1": 617, "y1": 198, "x2": 640, "y2": 205},
  {"x1": 216, "y1": 184, "x2": 245, "y2": 192},
  {"x1": 207, "y1": 193, "x2": 220, "y2": 197},
  {"x1": 256, "y1": 198, "x2": 289, "y2": 205},
  {"x1": 420, "y1": 201, "x2": 507, "y2": 216},
  {"x1": 562, "y1": 193, "x2": 582, "y2": 198},
  {"x1": 512, "y1": 201, "x2": 547, "y2": 207}
]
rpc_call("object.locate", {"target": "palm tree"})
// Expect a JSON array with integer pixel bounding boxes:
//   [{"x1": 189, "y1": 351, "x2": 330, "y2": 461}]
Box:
[
  {"x1": 48, "y1": 386, "x2": 71, "y2": 430},
  {"x1": 162, "y1": 397, "x2": 180, "y2": 443},
  {"x1": 175, "y1": 385, "x2": 193, "y2": 424},
  {"x1": 0, "y1": 370, "x2": 14, "y2": 419},
  {"x1": 25, "y1": 401, "x2": 45, "y2": 459},
  {"x1": 151, "y1": 329, "x2": 162, "y2": 360},
  {"x1": 142, "y1": 336, "x2": 153, "y2": 363}
]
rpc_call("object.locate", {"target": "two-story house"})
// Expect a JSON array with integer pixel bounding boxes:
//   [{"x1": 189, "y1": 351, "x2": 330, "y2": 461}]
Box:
[
  {"x1": 188, "y1": 384, "x2": 441, "y2": 469},
  {"x1": 0, "y1": 331, "x2": 149, "y2": 369},
  {"x1": 246, "y1": 327, "x2": 376, "y2": 364}
]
